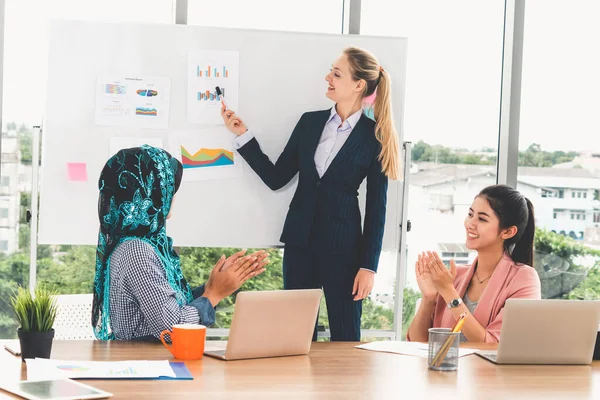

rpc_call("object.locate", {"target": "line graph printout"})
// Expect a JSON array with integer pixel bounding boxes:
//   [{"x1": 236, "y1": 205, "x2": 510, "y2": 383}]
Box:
[
  {"x1": 187, "y1": 50, "x2": 239, "y2": 125},
  {"x1": 170, "y1": 128, "x2": 243, "y2": 181},
  {"x1": 95, "y1": 75, "x2": 171, "y2": 129}
]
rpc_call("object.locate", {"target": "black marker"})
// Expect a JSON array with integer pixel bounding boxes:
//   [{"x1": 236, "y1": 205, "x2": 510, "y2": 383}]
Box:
[{"x1": 215, "y1": 86, "x2": 227, "y2": 109}]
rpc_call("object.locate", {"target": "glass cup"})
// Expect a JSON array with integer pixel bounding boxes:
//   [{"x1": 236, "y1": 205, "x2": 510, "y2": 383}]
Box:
[{"x1": 428, "y1": 328, "x2": 460, "y2": 371}]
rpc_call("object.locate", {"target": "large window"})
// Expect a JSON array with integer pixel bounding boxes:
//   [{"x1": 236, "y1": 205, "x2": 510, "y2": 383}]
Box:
[
  {"x1": 6, "y1": 0, "x2": 562, "y2": 342},
  {"x1": 362, "y1": 0, "x2": 506, "y2": 337},
  {"x1": 516, "y1": 1, "x2": 600, "y2": 300},
  {"x1": 3, "y1": 0, "x2": 175, "y2": 127},
  {"x1": 187, "y1": 0, "x2": 343, "y2": 34},
  {"x1": 0, "y1": 129, "x2": 29, "y2": 337},
  {"x1": 0, "y1": 0, "x2": 175, "y2": 339},
  {"x1": 0, "y1": 0, "x2": 358, "y2": 340},
  {"x1": 186, "y1": 1, "x2": 394, "y2": 339}
]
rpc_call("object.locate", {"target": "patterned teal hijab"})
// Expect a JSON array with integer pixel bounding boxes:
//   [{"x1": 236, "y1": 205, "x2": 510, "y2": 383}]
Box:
[{"x1": 92, "y1": 145, "x2": 192, "y2": 340}]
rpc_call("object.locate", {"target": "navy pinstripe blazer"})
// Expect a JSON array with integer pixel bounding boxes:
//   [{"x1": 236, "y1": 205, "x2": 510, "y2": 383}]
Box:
[{"x1": 237, "y1": 109, "x2": 388, "y2": 272}]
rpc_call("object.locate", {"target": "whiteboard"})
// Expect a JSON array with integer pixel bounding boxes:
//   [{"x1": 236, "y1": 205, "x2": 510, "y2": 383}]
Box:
[{"x1": 39, "y1": 20, "x2": 407, "y2": 250}]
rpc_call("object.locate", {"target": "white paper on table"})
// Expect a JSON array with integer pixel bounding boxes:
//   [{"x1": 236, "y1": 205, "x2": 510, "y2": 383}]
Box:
[
  {"x1": 26, "y1": 359, "x2": 176, "y2": 381},
  {"x1": 25, "y1": 360, "x2": 65, "y2": 381},
  {"x1": 355, "y1": 341, "x2": 478, "y2": 358}
]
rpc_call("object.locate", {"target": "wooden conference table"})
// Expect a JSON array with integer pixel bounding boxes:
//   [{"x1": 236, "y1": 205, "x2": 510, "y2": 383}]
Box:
[{"x1": 0, "y1": 340, "x2": 598, "y2": 399}]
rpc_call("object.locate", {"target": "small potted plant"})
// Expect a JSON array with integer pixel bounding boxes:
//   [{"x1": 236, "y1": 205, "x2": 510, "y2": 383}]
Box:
[{"x1": 10, "y1": 286, "x2": 58, "y2": 362}]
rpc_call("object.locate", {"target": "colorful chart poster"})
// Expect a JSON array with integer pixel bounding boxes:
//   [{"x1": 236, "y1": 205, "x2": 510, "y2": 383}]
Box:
[
  {"x1": 187, "y1": 50, "x2": 239, "y2": 125},
  {"x1": 170, "y1": 128, "x2": 243, "y2": 182},
  {"x1": 95, "y1": 76, "x2": 171, "y2": 129}
]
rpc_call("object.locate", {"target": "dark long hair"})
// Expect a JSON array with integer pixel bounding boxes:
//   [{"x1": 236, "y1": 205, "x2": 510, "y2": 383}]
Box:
[{"x1": 478, "y1": 185, "x2": 535, "y2": 267}]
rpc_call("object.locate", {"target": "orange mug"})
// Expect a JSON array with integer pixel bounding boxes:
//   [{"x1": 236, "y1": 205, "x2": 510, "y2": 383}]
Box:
[{"x1": 159, "y1": 324, "x2": 206, "y2": 360}]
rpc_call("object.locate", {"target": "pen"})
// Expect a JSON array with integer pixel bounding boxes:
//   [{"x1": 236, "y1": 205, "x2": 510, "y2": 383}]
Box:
[
  {"x1": 216, "y1": 86, "x2": 227, "y2": 110},
  {"x1": 4, "y1": 344, "x2": 21, "y2": 356},
  {"x1": 451, "y1": 313, "x2": 467, "y2": 334}
]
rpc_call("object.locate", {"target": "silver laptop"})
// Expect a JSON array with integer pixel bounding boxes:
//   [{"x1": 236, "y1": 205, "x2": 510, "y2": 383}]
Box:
[
  {"x1": 204, "y1": 289, "x2": 322, "y2": 361},
  {"x1": 476, "y1": 299, "x2": 600, "y2": 364}
]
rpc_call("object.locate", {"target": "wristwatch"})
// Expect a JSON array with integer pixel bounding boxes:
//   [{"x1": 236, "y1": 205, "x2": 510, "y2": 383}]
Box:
[{"x1": 447, "y1": 298, "x2": 463, "y2": 309}]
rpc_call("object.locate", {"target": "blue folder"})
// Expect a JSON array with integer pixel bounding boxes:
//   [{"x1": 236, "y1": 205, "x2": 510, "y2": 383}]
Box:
[
  {"x1": 78, "y1": 362, "x2": 193, "y2": 381},
  {"x1": 160, "y1": 362, "x2": 193, "y2": 380}
]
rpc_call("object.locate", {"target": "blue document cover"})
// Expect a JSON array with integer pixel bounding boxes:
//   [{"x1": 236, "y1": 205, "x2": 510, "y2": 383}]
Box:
[{"x1": 161, "y1": 362, "x2": 193, "y2": 380}]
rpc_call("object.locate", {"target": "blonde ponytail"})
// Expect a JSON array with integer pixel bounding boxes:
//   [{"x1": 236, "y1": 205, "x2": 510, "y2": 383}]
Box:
[
  {"x1": 373, "y1": 70, "x2": 400, "y2": 180},
  {"x1": 344, "y1": 47, "x2": 401, "y2": 180}
]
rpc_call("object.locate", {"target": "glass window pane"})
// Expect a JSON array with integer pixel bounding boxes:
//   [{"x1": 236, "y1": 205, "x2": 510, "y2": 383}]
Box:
[
  {"x1": 3, "y1": 0, "x2": 174, "y2": 128},
  {"x1": 188, "y1": 0, "x2": 343, "y2": 33},
  {"x1": 0, "y1": 131, "x2": 31, "y2": 338},
  {"x1": 517, "y1": 0, "x2": 600, "y2": 300},
  {"x1": 1, "y1": 1, "x2": 174, "y2": 339},
  {"x1": 362, "y1": 0, "x2": 505, "y2": 338},
  {"x1": 188, "y1": 1, "x2": 394, "y2": 340},
  {"x1": 178, "y1": 247, "x2": 282, "y2": 332}
]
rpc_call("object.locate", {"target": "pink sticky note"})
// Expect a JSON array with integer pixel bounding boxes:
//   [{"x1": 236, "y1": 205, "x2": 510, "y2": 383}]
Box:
[{"x1": 67, "y1": 162, "x2": 88, "y2": 182}]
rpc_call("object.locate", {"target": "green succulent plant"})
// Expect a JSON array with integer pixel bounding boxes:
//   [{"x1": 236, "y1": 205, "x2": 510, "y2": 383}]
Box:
[{"x1": 10, "y1": 286, "x2": 58, "y2": 332}]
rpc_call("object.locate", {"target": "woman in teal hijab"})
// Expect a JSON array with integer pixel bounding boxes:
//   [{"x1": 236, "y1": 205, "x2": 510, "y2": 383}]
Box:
[{"x1": 92, "y1": 145, "x2": 268, "y2": 340}]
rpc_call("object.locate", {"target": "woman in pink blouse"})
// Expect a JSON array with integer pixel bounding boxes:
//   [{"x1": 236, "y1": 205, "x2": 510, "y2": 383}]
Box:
[{"x1": 407, "y1": 185, "x2": 541, "y2": 343}]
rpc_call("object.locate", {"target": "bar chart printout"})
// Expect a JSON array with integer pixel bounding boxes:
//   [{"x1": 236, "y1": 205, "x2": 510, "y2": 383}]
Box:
[{"x1": 187, "y1": 50, "x2": 239, "y2": 124}]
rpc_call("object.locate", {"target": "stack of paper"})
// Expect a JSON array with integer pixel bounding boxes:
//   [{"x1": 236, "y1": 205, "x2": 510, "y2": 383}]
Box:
[
  {"x1": 355, "y1": 341, "x2": 478, "y2": 358},
  {"x1": 26, "y1": 359, "x2": 176, "y2": 381}
]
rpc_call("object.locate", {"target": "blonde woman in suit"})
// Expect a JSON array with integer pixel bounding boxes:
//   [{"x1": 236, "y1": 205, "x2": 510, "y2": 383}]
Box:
[{"x1": 221, "y1": 47, "x2": 400, "y2": 341}]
